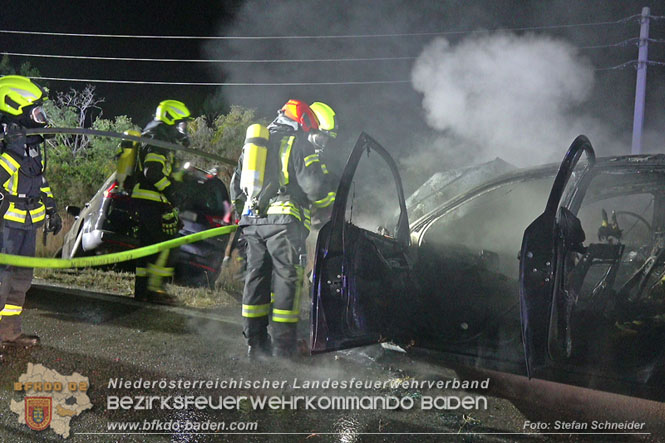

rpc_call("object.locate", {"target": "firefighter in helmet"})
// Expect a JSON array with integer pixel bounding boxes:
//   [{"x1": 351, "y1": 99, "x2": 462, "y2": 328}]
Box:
[
  {"x1": 230, "y1": 99, "x2": 338, "y2": 360},
  {"x1": 0, "y1": 75, "x2": 61, "y2": 358},
  {"x1": 131, "y1": 100, "x2": 190, "y2": 305}
]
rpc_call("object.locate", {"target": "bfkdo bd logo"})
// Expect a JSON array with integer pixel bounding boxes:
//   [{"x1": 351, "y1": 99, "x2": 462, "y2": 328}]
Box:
[{"x1": 25, "y1": 397, "x2": 52, "y2": 431}]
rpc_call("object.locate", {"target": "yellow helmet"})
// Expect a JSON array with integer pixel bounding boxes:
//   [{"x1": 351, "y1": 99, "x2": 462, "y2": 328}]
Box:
[
  {"x1": 0, "y1": 75, "x2": 48, "y2": 123},
  {"x1": 310, "y1": 102, "x2": 337, "y2": 138},
  {"x1": 155, "y1": 100, "x2": 191, "y2": 125}
]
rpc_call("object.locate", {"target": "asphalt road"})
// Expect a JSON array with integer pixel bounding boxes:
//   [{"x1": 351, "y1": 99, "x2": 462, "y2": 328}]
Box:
[{"x1": 0, "y1": 284, "x2": 660, "y2": 442}]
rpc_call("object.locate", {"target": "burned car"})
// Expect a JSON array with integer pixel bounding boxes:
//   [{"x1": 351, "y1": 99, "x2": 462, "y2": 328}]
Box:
[
  {"x1": 61, "y1": 164, "x2": 231, "y2": 287},
  {"x1": 311, "y1": 133, "x2": 665, "y2": 403}
]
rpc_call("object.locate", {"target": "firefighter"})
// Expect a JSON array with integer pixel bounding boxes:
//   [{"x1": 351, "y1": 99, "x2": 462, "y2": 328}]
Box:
[
  {"x1": 0, "y1": 75, "x2": 61, "y2": 356},
  {"x1": 131, "y1": 100, "x2": 190, "y2": 305},
  {"x1": 231, "y1": 99, "x2": 338, "y2": 360}
]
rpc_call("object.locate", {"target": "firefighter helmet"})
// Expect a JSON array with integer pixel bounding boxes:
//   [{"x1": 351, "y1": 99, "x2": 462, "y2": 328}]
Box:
[
  {"x1": 310, "y1": 102, "x2": 337, "y2": 138},
  {"x1": 0, "y1": 75, "x2": 48, "y2": 125},
  {"x1": 155, "y1": 100, "x2": 191, "y2": 126},
  {"x1": 280, "y1": 99, "x2": 319, "y2": 132}
]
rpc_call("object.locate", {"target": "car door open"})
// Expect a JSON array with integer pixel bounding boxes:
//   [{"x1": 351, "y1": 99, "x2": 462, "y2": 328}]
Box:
[
  {"x1": 519, "y1": 135, "x2": 596, "y2": 377},
  {"x1": 310, "y1": 133, "x2": 412, "y2": 353}
]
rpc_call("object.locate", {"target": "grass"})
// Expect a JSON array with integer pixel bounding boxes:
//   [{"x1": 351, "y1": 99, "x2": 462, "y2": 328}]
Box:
[
  {"x1": 32, "y1": 214, "x2": 243, "y2": 309},
  {"x1": 34, "y1": 268, "x2": 134, "y2": 295},
  {"x1": 34, "y1": 265, "x2": 242, "y2": 309}
]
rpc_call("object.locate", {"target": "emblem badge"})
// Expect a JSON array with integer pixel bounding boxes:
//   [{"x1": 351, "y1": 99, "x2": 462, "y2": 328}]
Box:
[{"x1": 25, "y1": 397, "x2": 52, "y2": 431}]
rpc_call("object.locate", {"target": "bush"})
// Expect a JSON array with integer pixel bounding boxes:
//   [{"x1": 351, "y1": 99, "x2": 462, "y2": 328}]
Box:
[
  {"x1": 45, "y1": 114, "x2": 139, "y2": 207},
  {"x1": 188, "y1": 105, "x2": 267, "y2": 182}
]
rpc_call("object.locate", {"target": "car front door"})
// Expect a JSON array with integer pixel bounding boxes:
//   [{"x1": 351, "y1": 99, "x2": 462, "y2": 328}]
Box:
[
  {"x1": 518, "y1": 135, "x2": 596, "y2": 377},
  {"x1": 310, "y1": 133, "x2": 412, "y2": 353}
]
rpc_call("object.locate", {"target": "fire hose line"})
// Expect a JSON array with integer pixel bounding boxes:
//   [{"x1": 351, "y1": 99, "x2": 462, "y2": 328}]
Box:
[
  {"x1": 0, "y1": 127, "x2": 237, "y2": 166},
  {"x1": 0, "y1": 225, "x2": 238, "y2": 269}
]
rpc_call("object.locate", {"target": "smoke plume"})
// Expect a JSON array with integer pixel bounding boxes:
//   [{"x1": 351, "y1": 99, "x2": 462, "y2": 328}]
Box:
[{"x1": 412, "y1": 33, "x2": 621, "y2": 167}]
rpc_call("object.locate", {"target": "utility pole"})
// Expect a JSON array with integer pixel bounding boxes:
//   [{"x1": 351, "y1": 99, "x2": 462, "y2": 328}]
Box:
[{"x1": 631, "y1": 7, "x2": 650, "y2": 155}]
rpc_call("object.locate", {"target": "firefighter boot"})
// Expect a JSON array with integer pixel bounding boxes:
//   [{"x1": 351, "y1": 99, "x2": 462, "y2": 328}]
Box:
[
  {"x1": 272, "y1": 324, "x2": 298, "y2": 361},
  {"x1": 246, "y1": 333, "x2": 272, "y2": 361},
  {"x1": 146, "y1": 290, "x2": 179, "y2": 306},
  {"x1": 134, "y1": 275, "x2": 149, "y2": 302},
  {"x1": 146, "y1": 262, "x2": 179, "y2": 305},
  {"x1": 2, "y1": 333, "x2": 40, "y2": 349}
]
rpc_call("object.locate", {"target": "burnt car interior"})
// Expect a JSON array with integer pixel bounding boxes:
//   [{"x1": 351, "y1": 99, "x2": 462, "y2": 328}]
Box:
[
  {"x1": 547, "y1": 164, "x2": 665, "y2": 395},
  {"x1": 313, "y1": 133, "x2": 664, "y2": 402}
]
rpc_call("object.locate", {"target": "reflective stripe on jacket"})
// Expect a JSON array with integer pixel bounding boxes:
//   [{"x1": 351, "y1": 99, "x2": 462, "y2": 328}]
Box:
[
  {"x1": 0, "y1": 150, "x2": 48, "y2": 226},
  {"x1": 131, "y1": 122, "x2": 176, "y2": 204}
]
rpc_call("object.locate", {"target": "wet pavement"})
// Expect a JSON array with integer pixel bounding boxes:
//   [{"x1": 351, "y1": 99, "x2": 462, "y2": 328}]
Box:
[{"x1": 0, "y1": 284, "x2": 660, "y2": 442}]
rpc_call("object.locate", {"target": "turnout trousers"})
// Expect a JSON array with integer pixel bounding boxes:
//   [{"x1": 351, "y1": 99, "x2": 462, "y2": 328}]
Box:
[
  {"x1": 241, "y1": 223, "x2": 307, "y2": 351},
  {"x1": 134, "y1": 201, "x2": 177, "y2": 297},
  {"x1": 0, "y1": 226, "x2": 36, "y2": 340}
]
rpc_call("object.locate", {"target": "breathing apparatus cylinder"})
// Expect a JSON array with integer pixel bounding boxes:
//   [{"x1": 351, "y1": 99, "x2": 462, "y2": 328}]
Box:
[
  {"x1": 240, "y1": 124, "x2": 270, "y2": 216},
  {"x1": 116, "y1": 129, "x2": 140, "y2": 190}
]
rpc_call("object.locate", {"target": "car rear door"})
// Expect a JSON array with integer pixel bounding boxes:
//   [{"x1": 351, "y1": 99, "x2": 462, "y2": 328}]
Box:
[
  {"x1": 311, "y1": 133, "x2": 412, "y2": 353},
  {"x1": 518, "y1": 135, "x2": 596, "y2": 377}
]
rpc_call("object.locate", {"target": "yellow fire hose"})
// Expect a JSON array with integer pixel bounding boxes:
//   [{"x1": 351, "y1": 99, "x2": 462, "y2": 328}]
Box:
[{"x1": 0, "y1": 225, "x2": 238, "y2": 269}]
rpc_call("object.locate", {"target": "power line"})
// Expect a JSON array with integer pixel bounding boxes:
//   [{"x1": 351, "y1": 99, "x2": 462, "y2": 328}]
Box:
[
  {"x1": 0, "y1": 51, "x2": 417, "y2": 63},
  {"x1": 594, "y1": 60, "x2": 637, "y2": 71},
  {"x1": 30, "y1": 76, "x2": 411, "y2": 86},
  {"x1": 0, "y1": 35, "x2": 646, "y2": 66},
  {"x1": 593, "y1": 59, "x2": 665, "y2": 71},
  {"x1": 579, "y1": 38, "x2": 638, "y2": 50},
  {"x1": 0, "y1": 15, "x2": 641, "y2": 40},
  {"x1": 34, "y1": 59, "x2": 665, "y2": 84}
]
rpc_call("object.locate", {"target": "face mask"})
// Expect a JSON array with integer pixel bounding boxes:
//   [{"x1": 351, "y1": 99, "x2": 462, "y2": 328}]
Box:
[
  {"x1": 16, "y1": 104, "x2": 48, "y2": 128},
  {"x1": 30, "y1": 105, "x2": 48, "y2": 125},
  {"x1": 309, "y1": 131, "x2": 331, "y2": 150},
  {"x1": 176, "y1": 120, "x2": 188, "y2": 135}
]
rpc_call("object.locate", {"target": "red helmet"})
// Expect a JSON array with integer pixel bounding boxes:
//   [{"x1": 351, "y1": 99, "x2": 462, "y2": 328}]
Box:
[{"x1": 280, "y1": 99, "x2": 319, "y2": 132}]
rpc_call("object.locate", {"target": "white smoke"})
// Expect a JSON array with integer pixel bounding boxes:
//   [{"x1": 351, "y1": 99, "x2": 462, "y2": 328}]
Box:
[{"x1": 412, "y1": 33, "x2": 621, "y2": 167}]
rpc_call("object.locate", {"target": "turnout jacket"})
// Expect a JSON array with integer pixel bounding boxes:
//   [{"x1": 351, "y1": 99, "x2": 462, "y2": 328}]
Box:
[
  {"x1": 0, "y1": 128, "x2": 54, "y2": 230},
  {"x1": 231, "y1": 127, "x2": 336, "y2": 231},
  {"x1": 131, "y1": 120, "x2": 177, "y2": 205}
]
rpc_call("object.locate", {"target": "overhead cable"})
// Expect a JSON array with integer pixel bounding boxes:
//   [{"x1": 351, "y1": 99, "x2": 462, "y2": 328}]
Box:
[
  {"x1": 579, "y1": 38, "x2": 638, "y2": 50},
  {"x1": 594, "y1": 60, "x2": 637, "y2": 71},
  {"x1": 0, "y1": 15, "x2": 641, "y2": 40},
  {"x1": 1, "y1": 52, "x2": 417, "y2": 63},
  {"x1": 30, "y1": 76, "x2": 411, "y2": 86}
]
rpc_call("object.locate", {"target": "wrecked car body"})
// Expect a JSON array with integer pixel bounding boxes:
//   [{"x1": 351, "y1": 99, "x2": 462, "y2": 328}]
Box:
[
  {"x1": 311, "y1": 133, "x2": 665, "y2": 402},
  {"x1": 61, "y1": 165, "x2": 232, "y2": 287}
]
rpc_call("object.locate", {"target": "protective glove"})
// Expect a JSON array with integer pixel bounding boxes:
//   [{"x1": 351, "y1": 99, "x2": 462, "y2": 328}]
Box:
[
  {"x1": 161, "y1": 208, "x2": 181, "y2": 236},
  {"x1": 45, "y1": 208, "x2": 62, "y2": 236},
  {"x1": 163, "y1": 184, "x2": 180, "y2": 207}
]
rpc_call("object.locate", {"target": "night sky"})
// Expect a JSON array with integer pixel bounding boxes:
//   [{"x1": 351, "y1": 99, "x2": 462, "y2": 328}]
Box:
[{"x1": 2, "y1": 0, "x2": 665, "y2": 186}]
